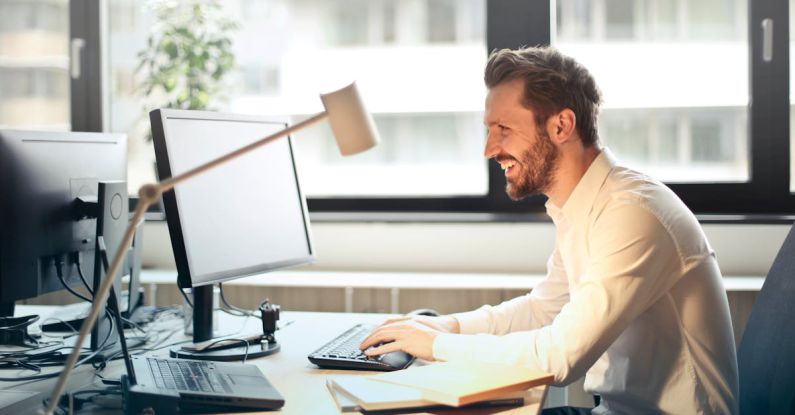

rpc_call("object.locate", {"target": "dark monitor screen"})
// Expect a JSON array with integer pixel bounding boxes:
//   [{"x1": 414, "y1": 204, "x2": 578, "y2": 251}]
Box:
[
  {"x1": 0, "y1": 130, "x2": 127, "y2": 313},
  {"x1": 151, "y1": 109, "x2": 314, "y2": 290}
]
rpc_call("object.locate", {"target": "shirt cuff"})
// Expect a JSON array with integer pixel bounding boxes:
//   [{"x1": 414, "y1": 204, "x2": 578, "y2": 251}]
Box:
[{"x1": 451, "y1": 308, "x2": 492, "y2": 334}]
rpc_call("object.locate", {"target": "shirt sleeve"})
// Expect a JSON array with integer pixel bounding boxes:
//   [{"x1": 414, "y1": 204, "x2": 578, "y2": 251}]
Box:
[
  {"x1": 453, "y1": 246, "x2": 570, "y2": 335},
  {"x1": 433, "y1": 202, "x2": 685, "y2": 385}
]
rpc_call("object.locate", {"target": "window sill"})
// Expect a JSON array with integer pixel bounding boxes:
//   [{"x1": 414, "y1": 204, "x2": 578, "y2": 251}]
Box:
[{"x1": 142, "y1": 210, "x2": 795, "y2": 224}]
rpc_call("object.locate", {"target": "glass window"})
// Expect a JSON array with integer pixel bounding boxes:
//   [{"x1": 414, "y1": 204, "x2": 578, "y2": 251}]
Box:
[
  {"x1": 0, "y1": 0, "x2": 70, "y2": 130},
  {"x1": 109, "y1": 0, "x2": 488, "y2": 197},
  {"x1": 555, "y1": 0, "x2": 748, "y2": 183},
  {"x1": 601, "y1": 113, "x2": 648, "y2": 163},
  {"x1": 605, "y1": 0, "x2": 635, "y2": 40},
  {"x1": 331, "y1": 0, "x2": 369, "y2": 46},
  {"x1": 556, "y1": 0, "x2": 592, "y2": 40},
  {"x1": 383, "y1": 1, "x2": 397, "y2": 44},
  {"x1": 655, "y1": 117, "x2": 679, "y2": 163},
  {"x1": 687, "y1": 0, "x2": 740, "y2": 40},
  {"x1": 428, "y1": 0, "x2": 456, "y2": 43},
  {"x1": 691, "y1": 117, "x2": 730, "y2": 162}
]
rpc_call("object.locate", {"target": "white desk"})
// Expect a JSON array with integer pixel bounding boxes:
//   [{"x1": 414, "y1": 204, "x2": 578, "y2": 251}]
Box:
[{"x1": 2, "y1": 306, "x2": 548, "y2": 414}]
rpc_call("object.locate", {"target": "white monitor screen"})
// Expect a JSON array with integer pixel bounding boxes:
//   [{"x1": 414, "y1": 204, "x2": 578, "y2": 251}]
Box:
[{"x1": 157, "y1": 111, "x2": 313, "y2": 286}]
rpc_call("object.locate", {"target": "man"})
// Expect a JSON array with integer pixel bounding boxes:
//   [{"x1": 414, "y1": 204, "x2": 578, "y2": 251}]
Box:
[{"x1": 360, "y1": 47, "x2": 739, "y2": 414}]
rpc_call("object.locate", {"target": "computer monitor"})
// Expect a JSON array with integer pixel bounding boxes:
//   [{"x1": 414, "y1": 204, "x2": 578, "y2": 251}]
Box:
[
  {"x1": 0, "y1": 130, "x2": 128, "y2": 353},
  {"x1": 150, "y1": 109, "x2": 315, "y2": 360}
]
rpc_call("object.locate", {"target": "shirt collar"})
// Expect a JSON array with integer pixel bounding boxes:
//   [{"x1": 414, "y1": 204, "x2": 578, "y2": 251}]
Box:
[{"x1": 546, "y1": 148, "x2": 616, "y2": 223}]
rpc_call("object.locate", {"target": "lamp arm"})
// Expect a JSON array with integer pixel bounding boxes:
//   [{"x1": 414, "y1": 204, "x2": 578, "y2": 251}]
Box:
[
  {"x1": 43, "y1": 110, "x2": 329, "y2": 415},
  {"x1": 159, "y1": 111, "x2": 328, "y2": 193}
]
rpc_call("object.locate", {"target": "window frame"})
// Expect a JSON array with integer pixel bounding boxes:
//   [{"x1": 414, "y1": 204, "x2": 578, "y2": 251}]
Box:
[
  {"x1": 75, "y1": 0, "x2": 794, "y2": 219},
  {"x1": 70, "y1": 0, "x2": 105, "y2": 132}
]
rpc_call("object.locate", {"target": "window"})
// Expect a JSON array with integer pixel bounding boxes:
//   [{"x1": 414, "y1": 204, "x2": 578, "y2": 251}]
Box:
[
  {"x1": 556, "y1": 0, "x2": 749, "y2": 183},
  {"x1": 37, "y1": 0, "x2": 794, "y2": 217},
  {"x1": 0, "y1": 0, "x2": 70, "y2": 130},
  {"x1": 109, "y1": 0, "x2": 488, "y2": 201},
  {"x1": 551, "y1": 0, "x2": 790, "y2": 214}
]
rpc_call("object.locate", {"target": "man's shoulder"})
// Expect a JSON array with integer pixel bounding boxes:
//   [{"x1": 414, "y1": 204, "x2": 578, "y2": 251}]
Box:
[
  {"x1": 599, "y1": 165, "x2": 683, "y2": 213},
  {"x1": 592, "y1": 165, "x2": 710, "y2": 255}
]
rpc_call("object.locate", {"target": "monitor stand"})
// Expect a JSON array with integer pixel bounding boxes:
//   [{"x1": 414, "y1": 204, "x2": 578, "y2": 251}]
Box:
[
  {"x1": 169, "y1": 285, "x2": 279, "y2": 361},
  {"x1": 0, "y1": 302, "x2": 13, "y2": 318}
]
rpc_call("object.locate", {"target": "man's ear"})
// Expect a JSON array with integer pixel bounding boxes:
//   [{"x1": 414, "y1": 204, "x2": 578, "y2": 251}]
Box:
[{"x1": 547, "y1": 109, "x2": 577, "y2": 144}]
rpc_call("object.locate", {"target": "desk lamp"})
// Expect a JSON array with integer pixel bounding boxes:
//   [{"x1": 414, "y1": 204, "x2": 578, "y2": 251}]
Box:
[{"x1": 43, "y1": 82, "x2": 380, "y2": 415}]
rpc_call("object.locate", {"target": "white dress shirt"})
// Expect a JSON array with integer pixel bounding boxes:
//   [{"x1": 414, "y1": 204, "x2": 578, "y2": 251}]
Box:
[{"x1": 433, "y1": 149, "x2": 739, "y2": 414}]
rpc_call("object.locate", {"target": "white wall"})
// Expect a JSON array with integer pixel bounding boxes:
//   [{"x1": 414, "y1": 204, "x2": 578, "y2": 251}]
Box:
[{"x1": 142, "y1": 221, "x2": 790, "y2": 277}]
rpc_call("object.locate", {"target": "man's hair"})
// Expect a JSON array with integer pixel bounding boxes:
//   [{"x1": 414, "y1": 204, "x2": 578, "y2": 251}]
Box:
[{"x1": 484, "y1": 47, "x2": 602, "y2": 147}]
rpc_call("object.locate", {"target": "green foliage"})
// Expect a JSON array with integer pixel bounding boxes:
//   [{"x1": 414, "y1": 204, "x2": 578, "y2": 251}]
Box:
[{"x1": 137, "y1": 0, "x2": 238, "y2": 138}]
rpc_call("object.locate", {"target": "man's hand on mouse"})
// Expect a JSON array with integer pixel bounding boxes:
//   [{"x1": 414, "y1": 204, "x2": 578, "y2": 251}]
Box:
[{"x1": 359, "y1": 315, "x2": 460, "y2": 361}]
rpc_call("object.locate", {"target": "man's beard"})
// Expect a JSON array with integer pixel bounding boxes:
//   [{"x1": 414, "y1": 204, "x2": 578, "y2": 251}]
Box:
[{"x1": 506, "y1": 130, "x2": 560, "y2": 201}]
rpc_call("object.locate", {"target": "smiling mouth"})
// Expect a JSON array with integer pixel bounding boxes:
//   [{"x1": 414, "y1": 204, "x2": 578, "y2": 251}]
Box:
[{"x1": 498, "y1": 160, "x2": 517, "y2": 176}]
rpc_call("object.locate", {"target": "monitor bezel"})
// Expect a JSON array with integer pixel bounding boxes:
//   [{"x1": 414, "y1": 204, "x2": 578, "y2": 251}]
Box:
[{"x1": 150, "y1": 109, "x2": 315, "y2": 289}]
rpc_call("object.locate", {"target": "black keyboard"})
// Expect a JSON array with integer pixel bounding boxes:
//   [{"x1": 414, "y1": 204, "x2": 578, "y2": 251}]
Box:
[
  {"x1": 147, "y1": 358, "x2": 231, "y2": 393},
  {"x1": 308, "y1": 324, "x2": 415, "y2": 371}
]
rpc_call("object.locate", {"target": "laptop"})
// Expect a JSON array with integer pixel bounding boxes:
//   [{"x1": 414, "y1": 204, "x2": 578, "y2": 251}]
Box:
[
  {"x1": 115, "y1": 315, "x2": 283, "y2": 412},
  {"x1": 121, "y1": 355, "x2": 284, "y2": 413}
]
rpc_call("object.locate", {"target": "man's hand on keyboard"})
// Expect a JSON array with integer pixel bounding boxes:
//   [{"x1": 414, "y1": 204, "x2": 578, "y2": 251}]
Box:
[{"x1": 359, "y1": 316, "x2": 458, "y2": 361}]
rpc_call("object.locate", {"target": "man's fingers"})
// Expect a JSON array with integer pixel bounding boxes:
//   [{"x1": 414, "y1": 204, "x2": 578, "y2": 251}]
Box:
[
  {"x1": 364, "y1": 341, "x2": 402, "y2": 356},
  {"x1": 360, "y1": 328, "x2": 403, "y2": 350},
  {"x1": 360, "y1": 328, "x2": 387, "y2": 349}
]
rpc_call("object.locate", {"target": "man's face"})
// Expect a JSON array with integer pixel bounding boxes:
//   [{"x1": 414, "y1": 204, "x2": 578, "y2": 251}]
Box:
[{"x1": 484, "y1": 79, "x2": 560, "y2": 201}]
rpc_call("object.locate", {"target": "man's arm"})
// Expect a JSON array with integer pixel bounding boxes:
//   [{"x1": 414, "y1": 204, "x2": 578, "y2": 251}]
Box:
[
  {"x1": 454, "y1": 247, "x2": 570, "y2": 335},
  {"x1": 360, "y1": 246, "x2": 570, "y2": 359},
  {"x1": 433, "y1": 203, "x2": 686, "y2": 384}
]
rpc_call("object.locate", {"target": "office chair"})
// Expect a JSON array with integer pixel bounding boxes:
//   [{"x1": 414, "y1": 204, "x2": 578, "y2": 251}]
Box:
[{"x1": 737, "y1": 224, "x2": 795, "y2": 414}]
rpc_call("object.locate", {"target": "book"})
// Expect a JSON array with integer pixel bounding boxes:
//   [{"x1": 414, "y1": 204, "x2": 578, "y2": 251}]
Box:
[
  {"x1": 326, "y1": 376, "x2": 525, "y2": 413},
  {"x1": 325, "y1": 379, "x2": 362, "y2": 413},
  {"x1": 368, "y1": 361, "x2": 554, "y2": 407}
]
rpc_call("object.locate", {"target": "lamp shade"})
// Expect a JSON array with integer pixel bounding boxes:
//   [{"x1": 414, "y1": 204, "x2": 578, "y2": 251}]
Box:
[{"x1": 320, "y1": 82, "x2": 380, "y2": 156}]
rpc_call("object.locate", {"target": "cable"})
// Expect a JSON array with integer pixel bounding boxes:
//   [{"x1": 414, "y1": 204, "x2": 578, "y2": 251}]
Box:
[
  {"x1": 121, "y1": 317, "x2": 145, "y2": 335},
  {"x1": 218, "y1": 283, "x2": 262, "y2": 319},
  {"x1": 54, "y1": 258, "x2": 92, "y2": 303},
  {"x1": 51, "y1": 255, "x2": 122, "y2": 370},
  {"x1": 0, "y1": 335, "x2": 112, "y2": 381},
  {"x1": 179, "y1": 288, "x2": 193, "y2": 308},
  {"x1": 74, "y1": 252, "x2": 94, "y2": 296},
  {"x1": 40, "y1": 317, "x2": 79, "y2": 336},
  {"x1": 200, "y1": 338, "x2": 250, "y2": 363},
  {"x1": 0, "y1": 307, "x2": 117, "y2": 381}
]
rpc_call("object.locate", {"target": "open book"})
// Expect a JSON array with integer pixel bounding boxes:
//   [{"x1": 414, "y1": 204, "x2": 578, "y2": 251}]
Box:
[
  {"x1": 369, "y1": 361, "x2": 554, "y2": 407},
  {"x1": 326, "y1": 376, "x2": 525, "y2": 412}
]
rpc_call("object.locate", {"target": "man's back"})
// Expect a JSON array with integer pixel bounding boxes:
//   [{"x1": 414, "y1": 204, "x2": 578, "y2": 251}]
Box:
[{"x1": 575, "y1": 155, "x2": 739, "y2": 414}]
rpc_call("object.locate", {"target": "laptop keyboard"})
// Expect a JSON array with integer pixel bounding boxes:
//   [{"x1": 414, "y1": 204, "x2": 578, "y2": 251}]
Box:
[
  {"x1": 308, "y1": 324, "x2": 414, "y2": 371},
  {"x1": 147, "y1": 358, "x2": 230, "y2": 393}
]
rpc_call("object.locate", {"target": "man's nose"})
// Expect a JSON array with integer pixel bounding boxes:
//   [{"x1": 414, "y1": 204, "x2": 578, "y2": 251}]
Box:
[{"x1": 484, "y1": 131, "x2": 500, "y2": 159}]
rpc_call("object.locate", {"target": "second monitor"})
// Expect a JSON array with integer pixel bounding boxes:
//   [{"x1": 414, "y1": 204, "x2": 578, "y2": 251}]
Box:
[{"x1": 150, "y1": 109, "x2": 315, "y2": 360}]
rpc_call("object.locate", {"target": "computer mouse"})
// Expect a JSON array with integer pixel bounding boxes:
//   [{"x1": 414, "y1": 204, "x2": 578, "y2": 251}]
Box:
[{"x1": 407, "y1": 308, "x2": 440, "y2": 317}]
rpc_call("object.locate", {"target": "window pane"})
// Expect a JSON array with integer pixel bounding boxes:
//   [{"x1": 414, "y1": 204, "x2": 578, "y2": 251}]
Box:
[
  {"x1": 0, "y1": 0, "x2": 70, "y2": 130},
  {"x1": 109, "y1": 0, "x2": 488, "y2": 198},
  {"x1": 555, "y1": 0, "x2": 748, "y2": 183}
]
